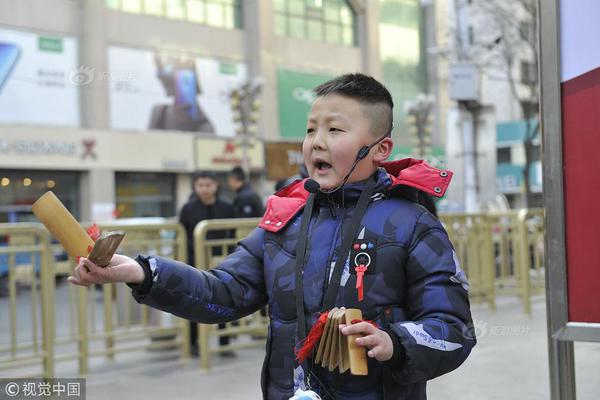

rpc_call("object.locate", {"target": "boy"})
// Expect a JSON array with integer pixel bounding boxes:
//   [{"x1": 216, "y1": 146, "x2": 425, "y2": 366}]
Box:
[{"x1": 69, "y1": 74, "x2": 475, "y2": 400}]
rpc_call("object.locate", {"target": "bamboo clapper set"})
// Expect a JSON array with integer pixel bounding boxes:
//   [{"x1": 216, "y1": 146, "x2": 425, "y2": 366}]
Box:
[{"x1": 315, "y1": 307, "x2": 368, "y2": 376}]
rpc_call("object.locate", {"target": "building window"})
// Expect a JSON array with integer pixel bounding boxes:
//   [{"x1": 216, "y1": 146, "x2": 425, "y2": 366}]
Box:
[
  {"x1": 115, "y1": 172, "x2": 176, "y2": 218},
  {"x1": 106, "y1": 0, "x2": 242, "y2": 29},
  {"x1": 520, "y1": 60, "x2": 537, "y2": 85},
  {"x1": 497, "y1": 147, "x2": 511, "y2": 164},
  {"x1": 274, "y1": 0, "x2": 356, "y2": 46}
]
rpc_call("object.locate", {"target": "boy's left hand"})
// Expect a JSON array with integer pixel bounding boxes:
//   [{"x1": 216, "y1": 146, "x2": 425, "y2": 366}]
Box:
[{"x1": 340, "y1": 322, "x2": 393, "y2": 362}]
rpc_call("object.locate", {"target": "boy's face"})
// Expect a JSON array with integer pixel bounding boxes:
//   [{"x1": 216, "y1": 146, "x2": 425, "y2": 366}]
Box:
[{"x1": 303, "y1": 94, "x2": 391, "y2": 191}]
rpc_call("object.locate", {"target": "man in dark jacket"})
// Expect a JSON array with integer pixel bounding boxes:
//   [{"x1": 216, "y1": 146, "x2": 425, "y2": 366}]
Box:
[
  {"x1": 178, "y1": 171, "x2": 235, "y2": 357},
  {"x1": 227, "y1": 166, "x2": 264, "y2": 218}
]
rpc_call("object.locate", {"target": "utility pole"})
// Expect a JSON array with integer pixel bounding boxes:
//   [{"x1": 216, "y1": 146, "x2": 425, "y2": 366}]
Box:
[
  {"x1": 405, "y1": 93, "x2": 435, "y2": 159},
  {"x1": 450, "y1": 0, "x2": 481, "y2": 212}
]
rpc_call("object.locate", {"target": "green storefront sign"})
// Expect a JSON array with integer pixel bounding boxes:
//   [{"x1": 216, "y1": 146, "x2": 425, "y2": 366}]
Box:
[
  {"x1": 38, "y1": 36, "x2": 63, "y2": 53},
  {"x1": 391, "y1": 145, "x2": 446, "y2": 168},
  {"x1": 277, "y1": 69, "x2": 333, "y2": 138}
]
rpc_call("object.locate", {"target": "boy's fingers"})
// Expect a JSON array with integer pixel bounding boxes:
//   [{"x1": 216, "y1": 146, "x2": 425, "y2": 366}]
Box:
[
  {"x1": 81, "y1": 258, "x2": 102, "y2": 273},
  {"x1": 355, "y1": 334, "x2": 379, "y2": 348},
  {"x1": 367, "y1": 345, "x2": 383, "y2": 359},
  {"x1": 67, "y1": 275, "x2": 90, "y2": 287},
  {"x1": 341, "y1": 321, "x2": 376, "y2": 336}
]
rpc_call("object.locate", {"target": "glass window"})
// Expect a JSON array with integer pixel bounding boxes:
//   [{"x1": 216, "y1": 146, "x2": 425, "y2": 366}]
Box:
[
  {"x1": 166, "y1": 0, "x2": 185, "y2": 19},
  {"x1": 115, "y1": 172, "x2": 176, "y2": 218},
  {"x1": 106, "y1": 0, "x2": 121, "y2": 9},
  {"x1": 289, "y1": 0, "x2": 305, "y2": 15},
  {"x1": 307, "y1": 19, "x2": 323, "y2": 41},
  {"x1": 186, "y1": 0, "x2": 205, "y2": 22},
  {"x1": 0, "y1": 171, "x2": 81, "y2": 223},
  {"x1": 107, "y1": 0, "x2": 241, "y2": 29},
  {"x1": 206, "y1": 1, "x2": 224, "y2": 26},
  {"x1": 223, "y1": 5, "x2": 235, "y2": 28},
  {"x1": 275, "y1": 14, "x2": 287, "y2": 36},
  {"x1": 324, "y1": 3, "x2": 340, "y2": 22},
  {"x1": 274, "y1": 0, "x2": 355, "y2": 46},
  {"x1": 122, "y1": 0, "x2": 142, "y2": 13},
  {"x1": 274, "y1": 0, "x2": 286, "y2": 12},
  {"x1": 342, "y1": 25, "x2": 353, "y2": 45},
  {"x1": 325, "y1": 23, "x2": 341, "y2": 44},
  {"x1": 144, "y1": 0, "x2": 164, "y2": 15},
  {"x1": 289, "y1": 16, "x2": 306, "y2": 38}
]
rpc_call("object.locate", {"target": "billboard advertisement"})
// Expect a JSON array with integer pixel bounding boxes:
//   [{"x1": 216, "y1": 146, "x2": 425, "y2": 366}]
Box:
[
  {"x1": 108, "y1": 46, "x2": 247, "y2": 137},
  {"x1": 560, "y1": 0, "x2": 600, "y2": 324},
  {"x1": 0, "y1": 29, "x2": 79, "y2": 126},
  {"x1": 277, "y1": 69, "x2": 332, "y2": 138}
]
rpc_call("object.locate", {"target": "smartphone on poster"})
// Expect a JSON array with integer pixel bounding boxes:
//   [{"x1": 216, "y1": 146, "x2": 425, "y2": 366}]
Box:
[
  {"x1": 0, "y1": 42, "x2": 21, "y2": 93},
  {"x1": 174, "y1": 68, "x2": 200, "y2": 122}
]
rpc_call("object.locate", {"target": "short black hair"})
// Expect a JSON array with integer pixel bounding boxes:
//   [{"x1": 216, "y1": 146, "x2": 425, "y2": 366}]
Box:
[
  {"x1": 313, "y1": 73, "x2": 394, "y2": 137},
  {"x1": 193, "y1": 171, "x2": 217, "y2": 183},
  {"x1": 229, "y1": 166, "x2": 246, "y2": 182}
]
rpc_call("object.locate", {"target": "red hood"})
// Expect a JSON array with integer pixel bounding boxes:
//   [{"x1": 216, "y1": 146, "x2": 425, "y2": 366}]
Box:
[{"x1": 259, "y1": 158, "x2": 452, "y2": 233}]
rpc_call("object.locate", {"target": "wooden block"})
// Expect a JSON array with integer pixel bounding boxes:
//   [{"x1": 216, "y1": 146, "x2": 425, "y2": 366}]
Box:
[
  {"x1": 327, "y1": 308, "x2": 345, "y2": 371},
  {"x1": 87, "y1": 231, "x2": 125, "y2": 267},
  {"x1": 315, "y1": 307, "x2": 337, "y2": 365},
  {"x1": 338, "y1": 311, "x2": 350, "y2": 373},
  {"x1": 344, "y1": 308, "x2": 368, "y2": 376},
  {"x1": 320, "y1": 308, "x2": 338, "y2": 368},
  {"x1": 32, "y1": 191, "x2": 94, "y2": 260}
]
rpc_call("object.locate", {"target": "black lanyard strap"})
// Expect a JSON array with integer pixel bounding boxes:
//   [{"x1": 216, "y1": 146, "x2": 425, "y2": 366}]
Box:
[
  {"x1": 321, "y1": 177, "x2": 376, "y2": 311},
  {"x1": 295, "y1": 193, "x2": 316, "y2": 340}
]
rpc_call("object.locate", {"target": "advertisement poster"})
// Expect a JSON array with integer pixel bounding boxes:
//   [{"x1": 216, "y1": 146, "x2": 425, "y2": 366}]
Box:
[
  {"x1": 560, "y1": 0, "x2": 600, "y2": 323},
  {"x1": 109, "y1": 46, "x2": 247, "y2": 137},
  {"x1": 277, "y1": 69, "x2": 332, "y2": 138},
  {"x1": 0, "y1": 29, "x2": 79, "y2": 126}
]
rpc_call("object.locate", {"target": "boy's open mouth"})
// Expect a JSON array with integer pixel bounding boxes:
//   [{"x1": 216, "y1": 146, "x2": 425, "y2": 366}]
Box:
[{"x1": 314, "y1": 160, "x2": 333, "y2": 172}]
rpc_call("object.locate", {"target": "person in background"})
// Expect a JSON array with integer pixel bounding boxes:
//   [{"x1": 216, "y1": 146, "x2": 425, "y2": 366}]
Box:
[
  {"x1": 274, "y1": 164, "x2": 310, "y2": 192},
  {"x1": 178, "y1": 171, "x2": 236, "y2": 357},
  {"x1": 227, "y1": 166, "x2": 264, "y2": 218}
]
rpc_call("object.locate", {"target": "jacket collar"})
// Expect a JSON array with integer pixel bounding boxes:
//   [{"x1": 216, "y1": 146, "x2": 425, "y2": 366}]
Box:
[{"x1": 259, "y1": 158, "x2": 452, "y2": 233}]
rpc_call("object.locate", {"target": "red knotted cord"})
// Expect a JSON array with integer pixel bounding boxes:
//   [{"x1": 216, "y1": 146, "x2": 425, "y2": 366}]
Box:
[
  {"x1": 87, "y1": 224, "x2": 100, "y2": 242},
  {"x1": 294, "y1": 311, "x2": 330, "y2": 363}
]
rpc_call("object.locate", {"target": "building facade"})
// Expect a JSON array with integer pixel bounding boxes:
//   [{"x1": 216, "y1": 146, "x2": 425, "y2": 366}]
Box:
[{"x1": 0, "y1": 0, "x2": 429, "y2": 222}]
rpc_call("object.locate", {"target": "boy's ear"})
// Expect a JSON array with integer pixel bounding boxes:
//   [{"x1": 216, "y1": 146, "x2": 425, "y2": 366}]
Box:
[{"x1": 373, "y1": 137, "x2": 394, "y2": 163}]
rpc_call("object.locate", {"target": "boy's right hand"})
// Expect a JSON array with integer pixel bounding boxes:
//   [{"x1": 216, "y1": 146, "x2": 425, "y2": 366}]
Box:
[{"x1": 68, "y1": 254, "x2": 145, "y2": 287}]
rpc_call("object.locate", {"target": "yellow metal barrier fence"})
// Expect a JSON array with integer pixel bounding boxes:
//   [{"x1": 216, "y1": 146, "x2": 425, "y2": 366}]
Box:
[
  {"x1": 0, "y1": 210, "x2": 545, "y2": 375},
  {"x1": 193, "y1": 218, "x2": 266, "y2": 370},
  {"x1": 0, "y1": 219, "x2": 189, "y2": 378},
  {"x1": 0, "y1": 223, "x2": 54, "y2": 378},
  {"x1": 440, "y1": 208, "x2": 545, "y2": 314}
]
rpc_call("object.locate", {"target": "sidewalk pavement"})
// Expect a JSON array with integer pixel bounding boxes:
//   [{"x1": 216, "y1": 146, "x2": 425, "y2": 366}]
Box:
[{"x1": 71, "y1": 296, "x2": 599, "y2": 399}]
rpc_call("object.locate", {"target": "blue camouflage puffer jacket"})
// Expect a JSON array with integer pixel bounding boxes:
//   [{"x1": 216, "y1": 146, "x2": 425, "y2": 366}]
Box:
[{"x1": 130, "y1": 159, "x2": 476, "y2": 400}]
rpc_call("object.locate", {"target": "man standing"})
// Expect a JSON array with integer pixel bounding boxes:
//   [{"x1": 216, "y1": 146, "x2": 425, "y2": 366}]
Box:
[
  {"x1": 179, "y1": 171, "x2": 235, "y2": 357},
  {"x1": 227, "y1": 166, "x2": 264, "y2": 218}
]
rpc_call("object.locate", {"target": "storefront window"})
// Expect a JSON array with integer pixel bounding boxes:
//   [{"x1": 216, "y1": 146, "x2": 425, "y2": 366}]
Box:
[
  {"x1": 106, "y1": 0, "x2": 242, "y2": 29},
  {"x1": 115, "y1": 172, "x2": 176, "y2": 218},
  {"x1": 274, "y1": 0, "x2": 355, "y2": 46},
  {"x1": 0, "y1": 170, "x2": 80, "y2": 223}
]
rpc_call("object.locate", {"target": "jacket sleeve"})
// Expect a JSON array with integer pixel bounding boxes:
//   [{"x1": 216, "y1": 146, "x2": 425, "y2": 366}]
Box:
[
  {"x1": 387, "y1": 211, "x2": 476, "y2": 384},
  {"x1": 130, "y1": 227, "x2": 267, "y2": 324}
]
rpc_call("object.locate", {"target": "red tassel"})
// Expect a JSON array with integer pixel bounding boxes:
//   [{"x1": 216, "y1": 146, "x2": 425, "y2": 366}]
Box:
[
  {"x1": 87, "y1": 223, "x2": 100, "y2": 242},
  {"x1": 294, "y1": 311, "x2": 330, "y2": 363}
]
